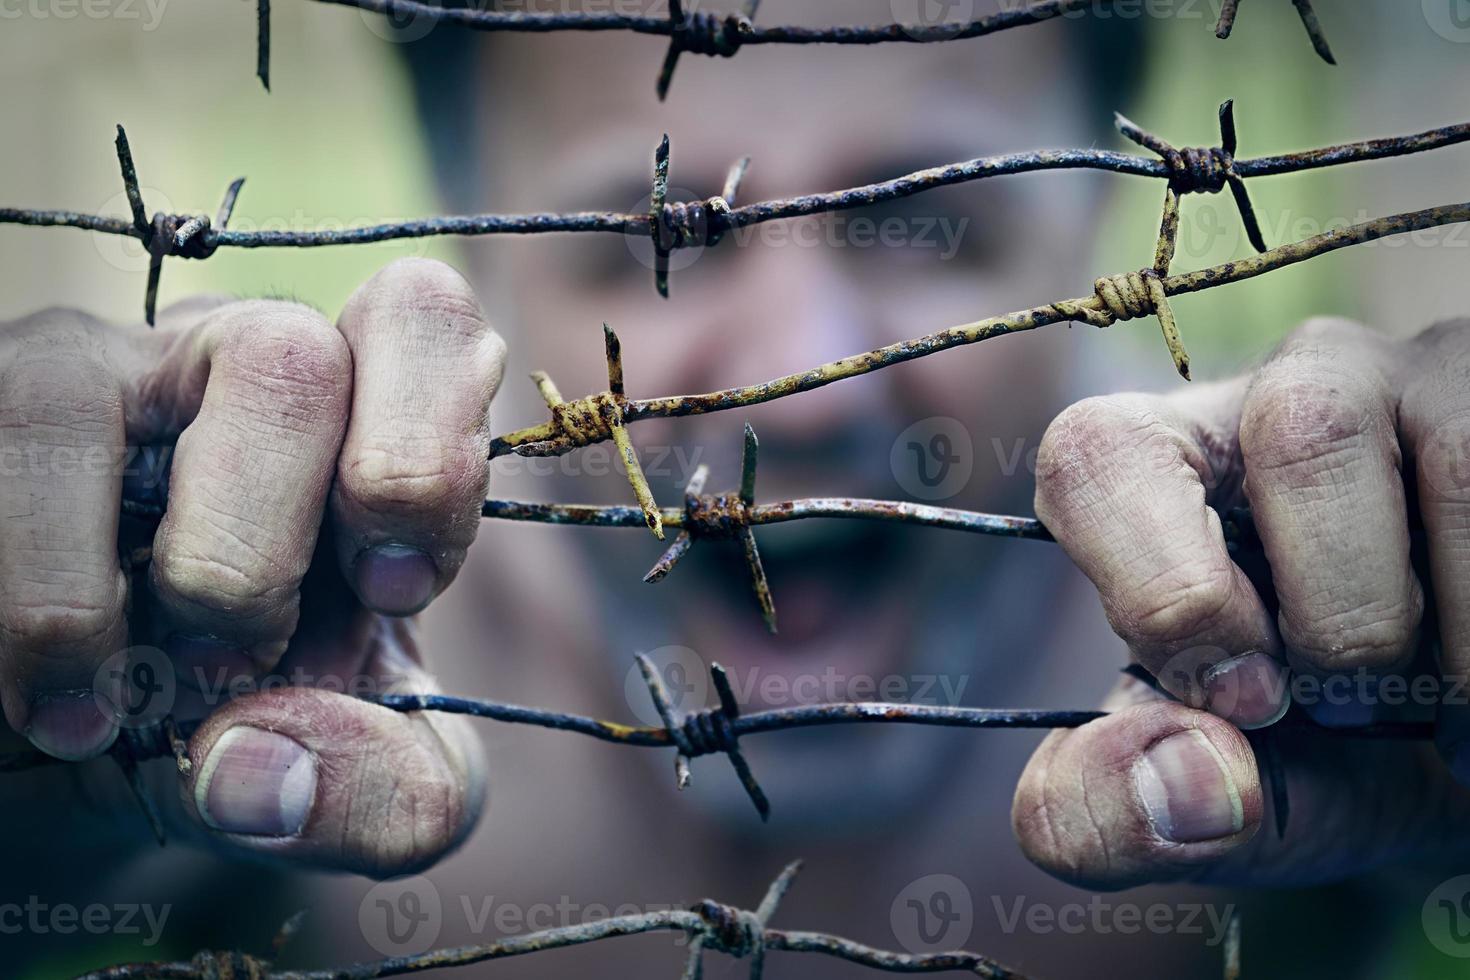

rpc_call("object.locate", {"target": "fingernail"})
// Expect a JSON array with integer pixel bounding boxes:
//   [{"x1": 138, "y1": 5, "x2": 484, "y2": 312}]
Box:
[
  {"x1": 1203, "y1": 651, "x2": 1290, "y2": 730},
  {"x1": 1134, "y1": 730, "x2": 1244, "y2": 843},
  {"x1": 168, "y1": 635, "x2": 255, "y2": 691},
  {"x1": 196, "y1": 727, "x2": 316, "y2": 837},
  {"x1": 26, "y1": 691, "x2": 119, "y2": 761},
  {"x1": 354, "y1": 544, "x2": 438, "y2": 615}
]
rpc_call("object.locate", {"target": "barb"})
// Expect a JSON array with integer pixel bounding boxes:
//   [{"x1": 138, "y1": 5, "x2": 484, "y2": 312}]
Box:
[
  {"x1": 107, "y1": 126, "x2": 247, "y2": 326},
  {"x1": 75, "y1": 863, "x2": 1027, "y2": 979},
  {"x1": 1217, "y1": 0, "x2": 1335, "y2": 65},
  {"x1": 10, "y1": 661, "x2": 1433, "y2": 832},
  {"x1": 488, "y1": 197, "x2": 1470, "y2": 467},
  {"x1": 264, "y1": 0, "x2": 1337, "y2": 98},
  {"x1": 7, "y1": 108, "x2": 1469, "y2": 317},
  {"x1": 522, "y1": 324, "x2": 664, "y2": 538},
  {"x1": 119, "y1": 423, "x2": 1258, "y2": 634}
]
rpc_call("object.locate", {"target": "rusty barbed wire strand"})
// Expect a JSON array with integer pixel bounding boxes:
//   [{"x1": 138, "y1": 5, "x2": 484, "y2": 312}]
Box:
[
  {"x1": 478, "y1": 194, "x2": 1470, "y2": 543},
  {"x1": 271, "y1": 0, "x2": 1339, "y2": 99},
  {"x1": 76, "y1": 862, "x2": 1031, "y2": 980},
  {"x1": 2, "y1": 656, "x2": 1435, "y2": 835},
  {"x1": 6, "y1": 105, "x2": 1470, "y2": 321},
  {"x1": 68, "y1": 105, "x2": 1470, "y2": 624},
  {"x1": 117, "y1": 420, "x2": 1257, "y2": 634}
]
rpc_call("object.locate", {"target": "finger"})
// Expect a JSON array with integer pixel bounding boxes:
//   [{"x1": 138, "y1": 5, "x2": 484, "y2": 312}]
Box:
[
  {"x1": 1011, "y1": 688, "x2": 1263, "y2": 891},
  {"x1": 331, "y1": 259, "x2": 506, "y2": 616},
  {"x1": 1013, "y1": 679, "x2": 1470, "y2": 889},
  {"x1": 146, "y1": 300, "x2": 352, "y2": 684},
  {"x1": 180, "y1": 629, "x2": 486, "y2": 876},
  {"x1": 1399, "y1": 320, "x2": 1470, "y2": 781},
  {"x1": 1238, "y1": 318, "x2": 1422, "y2": 676},
  {"x1": 1034, "y1": 384, "x2": 1289, "y2": 728},
  {"x1": 0, "y1": 325, "x2": 129, "y2": 760}
]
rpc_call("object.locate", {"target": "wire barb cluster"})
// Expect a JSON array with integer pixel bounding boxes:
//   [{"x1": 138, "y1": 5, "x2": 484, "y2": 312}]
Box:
[
  {"x1": 643, "y1": 423, "x2": 777, "y2": 630},
  {"x1": 113, "y1": 125, "x2": 247, "y2": 326},
  {"x1": 75, "y1": 863, "x2": 1032, "y2": 979},
  {"x1": 250, "y1": 0, "x2": 1339, "y2": 98},
  {"x1": 8, "y1": 108, "x2": 1470, "y2": 323}
]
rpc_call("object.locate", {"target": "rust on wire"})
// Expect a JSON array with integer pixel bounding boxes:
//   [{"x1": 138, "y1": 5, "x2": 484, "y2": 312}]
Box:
[
  {"x1": 645, "y1": 424, "x2": 777, "y2": 632},
  {"x1": 5, "y1": 660, "x2": 1434, "y2": 838},
  {"x1": 522, "y1": 324, "x2": 664, "y2": 539},
  {"x1": 7, "y1": 110, "x2": 1470, "y2": 317},
  {"x1": 263, "y1": 0, "x2": 1338, "y2": 97},
  {"x1": 111, "y1": 125, "x2": 246, "y2": 326},
  {"x1": 488, "y1": 197, "x2": 1470, "y2": 459},
  {"x1": 74, "y1": 862, "x2": 1030, "y2": 979}
]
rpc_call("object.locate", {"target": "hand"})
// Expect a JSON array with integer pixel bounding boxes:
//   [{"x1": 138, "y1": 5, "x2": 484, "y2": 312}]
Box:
[
  {"x1": 0, "y1": 258, "x2": 505, "y2": 876},
  {"x1": 1012, "y1": 317, "x2": 1470, "y2": 888}
]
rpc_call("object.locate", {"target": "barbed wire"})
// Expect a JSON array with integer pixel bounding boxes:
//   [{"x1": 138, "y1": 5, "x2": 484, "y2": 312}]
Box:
[
  {"x1": 77, "y1": 861, "x2": 1031, "y2": 979},
  {"x1": 5, "y1": 105, "x2": 1468, "y2": 323},
  {"x1": 2, "y1": 654, "x2": 1434, "y2": 838},
  {"x1": 252, "y1": 0, "x2": 1339, "y2": 97},
  {"x1": 15, "y1": 105, "x2": 1469, "y2": 628}
]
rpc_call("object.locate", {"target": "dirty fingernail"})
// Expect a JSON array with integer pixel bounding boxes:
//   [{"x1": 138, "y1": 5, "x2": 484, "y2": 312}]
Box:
[
  {"x1": 1134, "y1": 730, "x2": 1244, "y2": 843},
  {"x1": 354, "y1": 544, "x2": 438, "y2": 616},
  {"x1": 196, "y1": 727, "x2": 316, "y2": 837},
  {"x1": 26, "y1": 691, "x2": 119, "y2": 761},
  {"x1": 1203, "y1": 651, "x2": 1290, "y2": 730}
]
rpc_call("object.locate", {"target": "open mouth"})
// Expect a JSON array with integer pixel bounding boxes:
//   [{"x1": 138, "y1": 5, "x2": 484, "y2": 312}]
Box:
[{"x1": 673, "y1": 519, "x2": 920, "y2": 708}]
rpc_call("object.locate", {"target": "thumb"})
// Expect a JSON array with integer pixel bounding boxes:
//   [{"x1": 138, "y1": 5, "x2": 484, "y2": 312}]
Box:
[
  {"x1": 181, "y1": 677, "x2": 486, "y2": 878},
  {"x1": 1012, "y1": 675, "x2": 1470, "y2": 890}
]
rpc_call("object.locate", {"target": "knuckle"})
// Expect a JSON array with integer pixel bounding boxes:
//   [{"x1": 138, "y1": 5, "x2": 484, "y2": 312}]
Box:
[
  {"x1": 353, "y1": 259, "x2": 486, "y2": 338},
  {"x1": 1, "y1": 577, "x2": 125, "y2": 654},
  {"x1": 1240, "y1": 369, "x2": 1387, "y2": 480},
  {"x1": 1120, "y1": 559, "x2": 1238, "y2": 647},
  {"x1": 152, "y1": 541, "x2": 297, "y2": 627},
  {"x1": 1038, "y1": 396, "x2": 1164, "y2": 492},
  {"x1": 1410, "y1": 317, "x2": 1470, "y2": 352},
  {"x1": 0, "y1": 350, "x2": 122, "y2": 434},
  {"x1": 1282, "y1": 315, "x2": 1370, "y2": 349},
  {"x1": 1283, "y1": 592, "x2": 1423, "y2": 671},
  {"x1": 339, "y1": 426, "x2": 487, "y2": 519},
  {"x1": 214, "y1": 301, "x2": 352, "y2": 408},
  {"x1": 1035, "y1": 395, "x2": 1199, "y2": 529}
]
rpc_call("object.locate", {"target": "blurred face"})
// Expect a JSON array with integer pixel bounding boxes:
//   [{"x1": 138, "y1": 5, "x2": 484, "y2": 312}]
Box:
[{"x1": 469, "y1": 0, "x2": 1102, "y2": 828}]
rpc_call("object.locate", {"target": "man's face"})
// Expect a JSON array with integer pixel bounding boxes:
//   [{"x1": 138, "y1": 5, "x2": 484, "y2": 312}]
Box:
[{"x1": 472, "y1": 0, "x2": 1100, "y2": 826}]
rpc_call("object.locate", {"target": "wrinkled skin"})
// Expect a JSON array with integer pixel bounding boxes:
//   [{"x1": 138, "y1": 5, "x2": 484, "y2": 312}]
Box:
[
  {"x1": 0, "y1": 259, "x2": 500, "y2": 875},
  {"x1": 1016, "y1": 317, "x2": 1470, "y2": 889}
]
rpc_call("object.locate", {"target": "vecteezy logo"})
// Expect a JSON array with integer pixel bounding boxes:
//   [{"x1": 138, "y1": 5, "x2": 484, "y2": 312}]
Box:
[
  {"x1": 890, "y1": 874, "x2": 973, "y2": 954},
  {"x1": 891, "y1": 0, "x2": 978, "y2": 40},
  {"x1": 359, "y1": 876, "x2": 443, "y2": 957},
  {"x1": 1424, "y1": 876, "x2": 1470, "y2": 957},
  {"x1": 360, "y1": 0, "x2": 438, "y2": 42},
  {"x1": 624, "y1": 646, "x2": 710, "y2": 727},
  {"x1": 94, "y1": 646, "x2": 175, "y2": 729},
  {"x1": 1425, "y1": 0, "x2": 1470, "y2": 42},
  {"x1": 891, "y1": 417, "x2": 973, "y2": 501}
]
